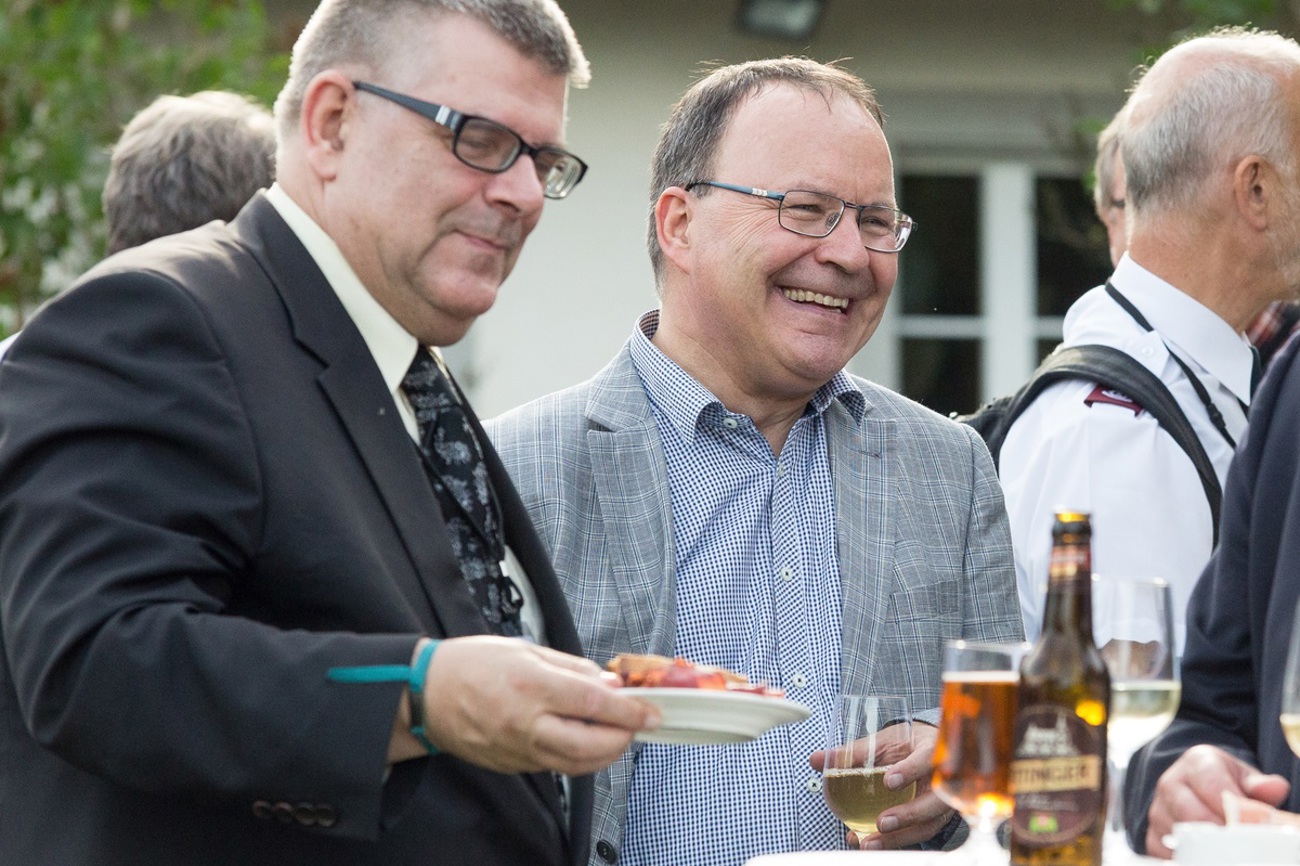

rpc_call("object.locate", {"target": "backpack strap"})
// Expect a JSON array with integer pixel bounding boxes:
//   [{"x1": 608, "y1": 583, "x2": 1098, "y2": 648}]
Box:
[
  {"x1": 1106, "y1": 283, "x2": 1239, "y2": 449},
  {"x1": 988, "y1": 344, "x2": 1221, "y2": 545}
]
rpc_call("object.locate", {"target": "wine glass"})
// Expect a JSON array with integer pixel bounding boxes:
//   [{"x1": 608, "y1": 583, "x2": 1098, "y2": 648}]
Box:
[
  {"x1": 931, "y1": 640, "x2": 1030, "y2": 864},
  {"x1": 823, "y1": 695, "x2": 915, "y2": 842},
  {"x1": 1092, "y1": 576, "x2": 1179, "y2": 857},
  {"x1": 1279, "y1": 598, "x2": 1300, "y2": 758}
]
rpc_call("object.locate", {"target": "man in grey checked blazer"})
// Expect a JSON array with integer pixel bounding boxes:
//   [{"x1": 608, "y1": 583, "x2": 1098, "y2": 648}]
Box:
[{"x1": 487, "y1": 58, "x2": 1023, "y2": 866}]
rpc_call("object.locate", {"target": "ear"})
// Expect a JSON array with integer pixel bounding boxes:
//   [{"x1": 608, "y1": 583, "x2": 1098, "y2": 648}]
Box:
[
  {"x1": 655, "y1": 186, "x2": 693, "y2": 274},
  {"x1": 300, "y1": 72, "x2": 355, "y2": 183},
  {"x1": 1234, "y1": 154, "x2": 1272, "y2": 231}
]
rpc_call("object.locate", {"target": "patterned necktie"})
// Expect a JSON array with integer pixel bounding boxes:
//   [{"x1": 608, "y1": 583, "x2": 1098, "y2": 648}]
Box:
[{"x1": 402, "y1": 350, "x2": 522, "y2": 636}]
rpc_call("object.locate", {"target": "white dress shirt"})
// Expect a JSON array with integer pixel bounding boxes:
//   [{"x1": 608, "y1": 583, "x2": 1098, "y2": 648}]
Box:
[{"x1": 999, "y1": 254, "x2": 1254, "y2": 653}]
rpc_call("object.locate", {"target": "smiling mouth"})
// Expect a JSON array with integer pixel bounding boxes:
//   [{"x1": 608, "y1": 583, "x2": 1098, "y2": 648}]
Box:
[{"x1": 782, "y1": 288, "x2": 849, "y2": 312}]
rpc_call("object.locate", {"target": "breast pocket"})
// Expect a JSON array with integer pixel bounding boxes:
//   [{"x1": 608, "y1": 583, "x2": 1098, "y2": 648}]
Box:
[{"x1": 871, "y1": 573, "x2": 962, "y2": 705}]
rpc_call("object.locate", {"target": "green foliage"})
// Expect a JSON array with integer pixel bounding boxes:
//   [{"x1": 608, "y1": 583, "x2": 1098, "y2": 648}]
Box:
[
  {"x1": 0, "y1": 1, "x2": 288, "y2": 332},
  {"x1": 1107, "y1": 0, "x2": 1293, "y2": 60},
  {"x1": 1108, "y1": 0, "x2": 1277, "y2": 19}
]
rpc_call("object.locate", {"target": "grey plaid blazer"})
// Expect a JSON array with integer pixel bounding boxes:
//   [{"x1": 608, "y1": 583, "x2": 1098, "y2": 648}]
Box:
[{"x1": 485, "y1": 341, "x2": 1023, "y2": 864}]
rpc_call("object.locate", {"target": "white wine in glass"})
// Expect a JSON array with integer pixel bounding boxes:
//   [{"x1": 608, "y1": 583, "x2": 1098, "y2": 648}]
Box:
[
  {"x1": 823, "y1": 695, "x2": 915, "y2": 838},
  {"x1": 1092, "y1": 576, "x2": 1179, "y2": 856},
  {"x1": 1109, "y1": 679, "x2": 1181, "y2": 761},
  {"x1": 1279, "y1": 599, "x2": 1300, "y2": 758}
]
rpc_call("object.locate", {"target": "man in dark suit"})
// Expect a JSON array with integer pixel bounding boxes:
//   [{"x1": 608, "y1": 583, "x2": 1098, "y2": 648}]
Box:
[
  {"x1": 0, "y1": 1, "x2": 656, "y2": 864},
  {"x1": 1123, "y1": 291, "x2": 1300, "y2": 854}
]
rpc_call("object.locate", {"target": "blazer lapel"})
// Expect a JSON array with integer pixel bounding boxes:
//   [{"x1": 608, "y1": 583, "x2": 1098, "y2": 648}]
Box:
[
  {"x1": 829, "y1": 397, "x2": 898, "y2": 697},
  {"x1": 585, "y1": 352, "x2": 678, "y2": 656},
  {"x1": 232, "y1": 196, "x2": 482, "y2": 636}
]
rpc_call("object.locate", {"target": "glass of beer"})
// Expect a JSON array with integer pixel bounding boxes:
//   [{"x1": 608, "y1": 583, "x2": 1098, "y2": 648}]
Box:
[
  {"x1": 931, "y1": 640, "x2": 1030, "y2": 864},
  {"x1": 822, "y1": 695, "x2": 915, "y2": 840}
]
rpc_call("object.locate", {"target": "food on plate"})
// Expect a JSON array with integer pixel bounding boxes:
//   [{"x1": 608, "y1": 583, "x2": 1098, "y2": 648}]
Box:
[{"x1": 605, "y1": 653, "x2": 785, "y2": 697}]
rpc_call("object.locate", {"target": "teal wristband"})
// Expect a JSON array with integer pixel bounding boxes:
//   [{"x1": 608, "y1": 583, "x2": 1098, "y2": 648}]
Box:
[
  {"x1": 407, "y1": 640, "x2": 441, "y2": 755},
  {"x1": 325, "y1": 639, "x2": 442, "y2": 756}
]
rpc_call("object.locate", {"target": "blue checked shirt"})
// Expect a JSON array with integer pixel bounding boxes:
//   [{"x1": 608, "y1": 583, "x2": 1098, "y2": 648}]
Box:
[{"x1": 622, "y1": 312, "x2": 861, "y2": 865}]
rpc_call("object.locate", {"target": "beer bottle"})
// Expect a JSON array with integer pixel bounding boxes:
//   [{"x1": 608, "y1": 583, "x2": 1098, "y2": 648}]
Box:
[{"x1": 1010, "y1": 510, "x2": 1110, "y2": 866}]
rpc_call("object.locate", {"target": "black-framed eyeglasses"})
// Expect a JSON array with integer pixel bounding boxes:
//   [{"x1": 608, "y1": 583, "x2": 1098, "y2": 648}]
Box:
[
  {"x1": 685, "y1": 180, "x2": 914, "y2": 253},
  {"x1": 352, "y1": 81, "x2": 588, "y2": 200}
]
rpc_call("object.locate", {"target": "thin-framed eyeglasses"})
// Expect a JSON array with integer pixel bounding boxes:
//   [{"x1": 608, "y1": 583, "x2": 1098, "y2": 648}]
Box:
[
  {"x1": 685, "y1": 180, "x2": 914, "y2": 253},
  {"x1": 352, "y1": 81, "x2": 588, "y2": 200}
]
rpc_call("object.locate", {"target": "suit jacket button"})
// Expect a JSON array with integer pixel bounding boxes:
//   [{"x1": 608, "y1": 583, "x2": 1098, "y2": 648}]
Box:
[
  {"x1": 292, "y1": 802, "x2": 317, "y2": 827},
  {"x1": 271, "y1": 802, "x2": 296, "y2": 824},
  {"x1": 251, "y1": 800, "x2": 275, "y2": 821},
  {"x1": 595, "y1": 840, "x2": 617, "y2": 863},
  {"x1": 315, "y1": 804, "x2": 338, "y2": 828}
]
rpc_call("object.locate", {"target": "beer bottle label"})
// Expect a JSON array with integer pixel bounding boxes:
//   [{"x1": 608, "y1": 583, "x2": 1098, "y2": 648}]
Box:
[{"x1": 1009, "y1": 704, "x2": 1104, "y2": 847}]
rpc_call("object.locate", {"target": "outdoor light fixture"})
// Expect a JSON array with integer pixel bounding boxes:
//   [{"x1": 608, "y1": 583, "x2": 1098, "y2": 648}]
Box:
[{"x1": 736, "y1": 0, "x2": 827, "y2": 41}]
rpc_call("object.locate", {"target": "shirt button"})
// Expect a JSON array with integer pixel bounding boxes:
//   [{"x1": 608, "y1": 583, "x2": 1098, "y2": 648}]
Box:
[
  {"x1": 778, "y1": 463, "x2": 787, "y2": 477},
  {"x1": 805, "y1": 776, "x2": 823, "y2": 793},
  {"x1": 778, "y1": 567, "x2": 794, "y2": 582},
  {"x1": 722, "y1": 417, "x2": 739, "y2": 429},
  {"x1": 791, "y1": 672, "x2": 809, "y2": 688}
]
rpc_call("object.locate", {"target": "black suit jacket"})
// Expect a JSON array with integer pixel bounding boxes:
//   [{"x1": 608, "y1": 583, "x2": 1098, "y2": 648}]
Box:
[
  {"x1": 1124, "y1": 330, "x2": 1300, "y2": 851},
  {"x1": 0, "y1": 194, "x2": 592, "y2": 865}
]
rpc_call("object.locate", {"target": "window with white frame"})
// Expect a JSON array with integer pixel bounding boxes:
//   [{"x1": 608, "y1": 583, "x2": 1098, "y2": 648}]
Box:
[{"x1": 895, "y1": 164, "x2": 1111, "y2": 418}]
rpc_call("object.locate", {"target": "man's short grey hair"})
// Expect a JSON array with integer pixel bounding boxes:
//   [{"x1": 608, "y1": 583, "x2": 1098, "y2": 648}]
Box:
[
  {"x1": 103, "y1": 91, "x2": 276, "y2": 255},
  {"x1": 1124, "y1": 26, "x2": 1300, "y2": 219},
  {"x1": 274, "y1": 0, "x2": 589, "y2": 142},
  {"x1": 646, "y1": 58, "x2": 884, "y2": 284},
  {"x1": 1093, "y1": 108, "x2": 1125, "y2": 217}
]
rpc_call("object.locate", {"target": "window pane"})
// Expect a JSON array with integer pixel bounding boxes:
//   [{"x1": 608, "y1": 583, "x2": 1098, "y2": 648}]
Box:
[
  {"x1": 899, "y1": 176, "x2": 979, "y2": 316},
  {"x1": 902, "y1": 338, "x2": 980, "y2": 417},
  {"x1": 1036, "y1": 176, "x2": 1111, "y2": 317}
]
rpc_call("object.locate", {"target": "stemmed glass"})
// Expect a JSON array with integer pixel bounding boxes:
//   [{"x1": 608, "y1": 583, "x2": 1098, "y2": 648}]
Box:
[
  {"x1": 1092, "y1": 576, "x2": 1180, "y2": 857},
  {"x1": 1279, "y1": 598, "x2": 1300, "y2": 758},
  {"x1": 822, "y1": 695, "x2": 916, "y2": 842},
  {"x1": 931, "y1": 640, "x2": 1030, "y2": 864}
]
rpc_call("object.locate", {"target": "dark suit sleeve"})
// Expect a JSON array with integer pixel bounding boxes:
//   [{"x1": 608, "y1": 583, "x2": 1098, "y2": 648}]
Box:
[
  {"x1": 1124, "y1": 333, "x2": 1300, "y2": 850},
  {"x1": 0, "y1": 268, "x2": 417, "y2": 839}
]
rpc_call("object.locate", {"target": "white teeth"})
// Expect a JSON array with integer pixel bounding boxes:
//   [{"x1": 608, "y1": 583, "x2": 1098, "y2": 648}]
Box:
[{"x1": 782, "y1": 289, "x2": 849, "y2": 309}]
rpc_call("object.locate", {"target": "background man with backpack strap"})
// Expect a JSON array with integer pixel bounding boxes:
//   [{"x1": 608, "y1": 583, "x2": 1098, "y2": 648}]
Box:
[{"x1": 998, "y1": 26, "x2": 1300, "y2": 653}]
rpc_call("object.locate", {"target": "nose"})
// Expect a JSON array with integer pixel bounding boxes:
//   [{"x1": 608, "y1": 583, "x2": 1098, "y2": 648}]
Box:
[
  {"x1": 815, "y1": 206, "x2": 871, "y2": 271},
  {"x1": 484, "y1": 153, "x2": 546, "y2": 214}
]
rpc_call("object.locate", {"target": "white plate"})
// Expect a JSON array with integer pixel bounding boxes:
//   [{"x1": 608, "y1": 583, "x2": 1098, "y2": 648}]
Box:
[{"x1": 628, "y1": 688, "x2": 811, "y2": 745}]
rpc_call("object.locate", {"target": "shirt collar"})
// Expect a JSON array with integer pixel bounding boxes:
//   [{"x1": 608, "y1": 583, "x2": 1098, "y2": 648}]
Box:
[
  {"x1": 628, "y1": 309, "x2": 865, "y2": 444},
  {"x1": 263, "y1": 184, "x2": 421, "y2": 398},
  {"x1": 1110, "y1": 254, "x2": 1256, "y2": 404}
]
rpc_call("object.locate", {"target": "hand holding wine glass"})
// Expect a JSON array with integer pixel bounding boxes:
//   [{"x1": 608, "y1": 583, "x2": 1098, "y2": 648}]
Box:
[{"x1": 822, "y1": 695, "x2": 916, "y2": 841}]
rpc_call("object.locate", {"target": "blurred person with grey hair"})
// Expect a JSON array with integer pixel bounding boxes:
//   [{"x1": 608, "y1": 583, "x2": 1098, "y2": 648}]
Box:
[
  {"x1": 103, "y1": 89, "x2": 277, "y2": 255},
  {"x1": 999, "y1": 26, "x2": 1300, "y2": 658},
  {"x1": 0, "y1": 90, "x2": 276, "y2": 357},
  {"x1": 0, "y1": 1, "x2": 659, "y2": 865},
  {"x1": 488, "y1": 56, "x2": 1022, "y2": 865},
  {"x1": 1094, "y1": 105, "x2": 1128, "y2": 267}
]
